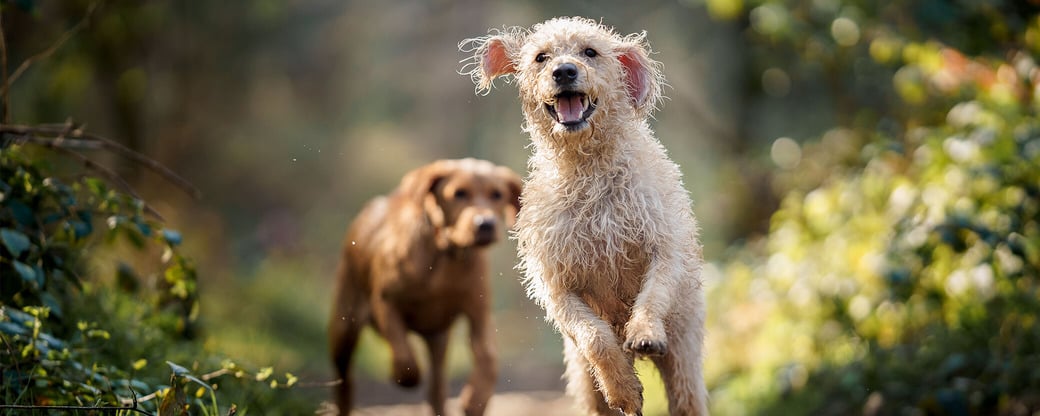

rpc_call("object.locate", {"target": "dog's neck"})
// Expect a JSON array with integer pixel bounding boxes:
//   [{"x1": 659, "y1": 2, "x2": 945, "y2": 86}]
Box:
[{"x1": 527, "y1": 111, "x2": 651, "y2": 177}]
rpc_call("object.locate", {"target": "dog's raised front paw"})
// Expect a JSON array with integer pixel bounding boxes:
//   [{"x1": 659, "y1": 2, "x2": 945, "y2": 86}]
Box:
[
  {"x1": 605, "y1": 390, "x2": 643, "y2": 416},
  {"x1": 622, "y1": 337, "x2": 667, "y2": 357},
  {"x1": 392, "y1": 360, "x2": 421, "y2": 388},
  {"x1": 605, "y1": 389, "x2": 643, "y2": 416}
]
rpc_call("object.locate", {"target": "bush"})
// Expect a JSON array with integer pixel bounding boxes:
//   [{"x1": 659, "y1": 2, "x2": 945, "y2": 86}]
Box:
[
  {"x1": 0, "y1": 145, "x2": 307, "y2": 414},
  {"x1": 705, "y1": 4, "x2": 1040, "y2": 414}
]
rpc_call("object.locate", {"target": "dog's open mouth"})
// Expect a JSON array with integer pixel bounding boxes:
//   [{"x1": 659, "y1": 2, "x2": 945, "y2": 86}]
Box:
[{"x1": 546, "y1": 91, "x2": 596, "y2": 129}]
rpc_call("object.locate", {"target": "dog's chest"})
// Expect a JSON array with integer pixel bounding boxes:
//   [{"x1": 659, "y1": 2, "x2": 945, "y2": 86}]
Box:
[
  {"x1": 520, "y1": 169, "x2": 654, "y2": 292},
  {"x1": 391, "y1": 254, "x2": 481, "y2": 333}
]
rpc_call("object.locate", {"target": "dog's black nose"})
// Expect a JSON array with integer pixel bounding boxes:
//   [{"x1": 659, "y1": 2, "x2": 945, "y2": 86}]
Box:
[
  {"x1": 552, "y1": 63, "x2": 579, "y2": 85},
  {"x1": 476, "y1": 217, "x2": 496, "y2": 233}
]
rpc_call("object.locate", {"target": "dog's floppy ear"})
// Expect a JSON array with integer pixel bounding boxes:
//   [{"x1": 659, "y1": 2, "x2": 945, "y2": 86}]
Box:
[
  {"x1": 616, "y1": 31, "x2": 664, "y2": 116},
  {"x1": 460, "y1": 27, "x2": 526, "y2": 94},
  {"x1": 399, "y1": 161, "x2": 455, "y2": 230},
  {"x1": 495, "y1": 166, "x2": 523, "y2": 228}
]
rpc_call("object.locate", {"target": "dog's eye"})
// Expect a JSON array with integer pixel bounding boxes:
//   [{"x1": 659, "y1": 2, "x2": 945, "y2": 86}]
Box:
[
  {"x1": 490, "y1": 190, "x2": 503, "y2": 201},
  {"x1": 584, "y1": 48, "x2": 597, "y2": 58},
  {"x1": 535, "y1": 53, "x2": 548, "y2": 63},
  {"x1": 453, "y1": 189, "x2": 469, "y2": 200}
]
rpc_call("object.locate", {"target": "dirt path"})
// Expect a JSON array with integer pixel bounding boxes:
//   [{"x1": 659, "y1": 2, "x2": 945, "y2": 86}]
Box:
[
  {"x1": 356, "y1": 391, "x2": 575, "y2": 416},
  {"x1": 319, "y1": 391, "x2": 576, "y2": 416}
]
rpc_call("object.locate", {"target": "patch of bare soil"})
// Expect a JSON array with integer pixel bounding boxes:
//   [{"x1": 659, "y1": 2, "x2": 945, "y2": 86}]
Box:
[{"x1": 317, "y1": 391, "x2": 576, "y2": 416}]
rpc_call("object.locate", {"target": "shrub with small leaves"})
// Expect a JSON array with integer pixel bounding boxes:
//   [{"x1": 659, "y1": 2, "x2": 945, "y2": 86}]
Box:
[
  {"x1": 704, "y1": 4, "x2": 1040, "y2": 414},
  {"x1": 0, "y1": 145, "x2": 202, "y2": 409}
]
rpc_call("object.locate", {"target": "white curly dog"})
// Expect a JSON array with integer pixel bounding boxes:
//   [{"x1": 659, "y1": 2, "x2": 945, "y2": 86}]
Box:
[{"x1": 461, "y1": 16, "x2": 708, "y2": 416}]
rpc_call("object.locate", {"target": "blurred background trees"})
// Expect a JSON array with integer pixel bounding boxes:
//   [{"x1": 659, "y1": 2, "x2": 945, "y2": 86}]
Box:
[{"x1": 2, "y1": 0, "x2": 1038, "y2": 414}]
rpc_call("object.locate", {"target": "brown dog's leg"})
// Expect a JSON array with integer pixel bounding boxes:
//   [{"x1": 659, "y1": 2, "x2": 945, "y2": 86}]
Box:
[
  {"x1": 370, "y1": 298, "x2": 421, "y2": 387},
  {"x1": 424, "y1": 332, "x2": 449, "y2": 416},
  {"x1": 459, "y1": 304, "x2": 497, "y2": 416},
  {"x1": 329, "y1": 286, "x2": 369, "y2": 415}
]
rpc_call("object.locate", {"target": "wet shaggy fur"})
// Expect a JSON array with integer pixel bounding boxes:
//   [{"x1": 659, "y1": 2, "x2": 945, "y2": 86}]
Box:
[
  {"x1": 328, "y1": 159, "x2": 522, "y2": 416},
  {"x1": 461, "y1": 17, "x2": 708, "y2": 415}
]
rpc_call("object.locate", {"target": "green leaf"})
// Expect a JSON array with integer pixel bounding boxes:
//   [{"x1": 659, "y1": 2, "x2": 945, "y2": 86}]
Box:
[
  {"x1": 124, "y1": 225, "x2": 146, "y2": 248},
  {"x1": 12, "y1": 261, "x2": 38, "y2": 286},
  {"x1": 1, "y1": 228, "x2": 31, "y2": 257},
  {"x1": 166, "y1": 361, "x2": 211, "y2": 391},
  {"x1": 166, "y1": 360, "x2": 192, "y2": 376},
  {"x1": 0, "y1": 321, "x2": 28, "y2": 336},
  {"x1": 70, "y1": 220, "x2": 92, "y2": 239},
  {"x1": 63, "y1": 210, "x2": 93, "y2": 240},
  {"x1": 84, "y1": 177, "x2": 107, "y2": 197},
  {"x1": 255, "y1": 366, "x2": 273, "y2": 381},
  {"x1": 162, "y1": 229, "x2": 182, "y2": 246},
  {"x1": 40, "y1": 292, "x2": 62, "y2": 319},
  {"x1": 6, "y1": 199, "x2": 34, "y2": 226},
  {"x1": 134, "y1": 217, "x2": 152, "y2": 237},
  {"x1": 5, "y1": 308, "x2": 33, "y2": 324}
]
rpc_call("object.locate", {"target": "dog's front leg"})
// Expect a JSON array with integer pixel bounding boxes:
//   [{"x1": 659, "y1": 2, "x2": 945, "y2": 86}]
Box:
[
  {"x1": 623, "y1": 244, "x2": 687, "y2": 357},
  {"x1": 459, "y1": 299, "x2": 497, "y2": 416},
  {"x1": 370, "y1": 297, "x2": 421, "y2": 387},
  {"x1": 423, "y1": 332, "x2": 449, "y2": 416},
  {"x1": 545, "y1": 287, "x2": 643, "y2": 416}
]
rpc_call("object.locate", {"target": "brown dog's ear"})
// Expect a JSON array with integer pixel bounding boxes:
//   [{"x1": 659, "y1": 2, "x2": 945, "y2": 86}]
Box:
[
  {"x1": 399, "y1": 161, "x2": 455, "y2": 229},
  {"x1": 495, "y1": 166, "x2": 523, "y2": 228},
  {"x1": 616, "y1": 31, "x2": 664, "y2": 116},
  {"x1": 460, "y1": 27, "x2": 527, "y2": 94}
]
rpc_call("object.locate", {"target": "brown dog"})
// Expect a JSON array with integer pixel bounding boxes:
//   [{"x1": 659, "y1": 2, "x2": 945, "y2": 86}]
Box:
[{"x1": 328, "y1": 158, "x2": 522, "y2": 416}]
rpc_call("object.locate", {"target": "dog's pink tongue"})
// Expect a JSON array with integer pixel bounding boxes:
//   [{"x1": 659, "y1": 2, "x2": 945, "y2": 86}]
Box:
[{"x1": 556, "y1": 95, "x2": 584, "y2": 123}]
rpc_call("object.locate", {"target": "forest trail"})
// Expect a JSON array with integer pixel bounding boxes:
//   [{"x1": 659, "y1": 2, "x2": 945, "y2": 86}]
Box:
[{"x1": 318, "y1": 391, "x2": 575, "y2": 415}]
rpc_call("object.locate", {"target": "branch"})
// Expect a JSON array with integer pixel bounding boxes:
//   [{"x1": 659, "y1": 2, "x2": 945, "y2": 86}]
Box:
[
  {"x1": 0, "y1": 2, "x2": 100, "y2": 97},
  {"x1": 0, "y1": 404, "x2": 154, "y2": 415},
  {"x1": 296, "y1": 378, "x2": 343, "y2": 388},
  {"x1": 39, "y1": 138, "x2": 166, "y2": 221},
  {"x1": 20, "y1": 135, "x2": 105, "y2": 150},
  {"x1": 120, "y1": 390, "x2": 160, "y2": 406},
  {"x1": 1, "y1": 5, "x2": 8, "y2": 123},
  {"x1": 200, "y1": 367, "x2": 232, "y2": 381},
  {"x1": 1, "y1": 123, "x2": 202, "y2": 200}
]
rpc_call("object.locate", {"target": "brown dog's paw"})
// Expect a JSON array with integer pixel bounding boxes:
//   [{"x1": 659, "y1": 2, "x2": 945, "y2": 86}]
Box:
[
  {"x1": 622, "y1": 337, "x2": 667, "y2": 357},
  {"x1": 392, "y1": 361, "x2": 421, "y2": 388}
]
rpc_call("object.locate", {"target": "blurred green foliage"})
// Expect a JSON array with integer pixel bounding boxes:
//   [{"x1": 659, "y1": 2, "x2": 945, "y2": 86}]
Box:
[
  {"x1": 0, "y1": 2, "x2": 316, "y2": 409},
  {"x1": 703, "y1": 0, "x2": 1040, "y2": 414},
  {"x1": 1, "y1": 144, "x2": 190, "y2": 409},
  {"x1": 0, "y1": 144, "x2": 317, "y2": 412}
]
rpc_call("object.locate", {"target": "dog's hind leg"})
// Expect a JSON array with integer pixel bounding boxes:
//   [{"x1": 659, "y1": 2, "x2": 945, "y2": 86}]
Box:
[
  {"x1": 563, "y1": 336, "x2": 618, "y2": 416},
  {"x1": 651, "y1": 316, "x2": 708, "y2": 416},
  {"x1": 423, "y1": 332, "x2": 449, "y2": 416},
  {"x1": 329, "y1": 287, "x2": 369, "y2": 415}
]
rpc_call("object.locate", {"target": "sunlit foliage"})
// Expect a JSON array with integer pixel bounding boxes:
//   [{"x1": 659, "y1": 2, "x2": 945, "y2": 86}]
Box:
[{"x1": 703, "y1": 1, "x2": 1040, "y2": 414}]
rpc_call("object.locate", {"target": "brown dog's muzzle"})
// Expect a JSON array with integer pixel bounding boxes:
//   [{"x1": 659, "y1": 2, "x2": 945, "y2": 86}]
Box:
[{"x1": 473, "y1": 215, "x2": 498, "y2": 246}]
